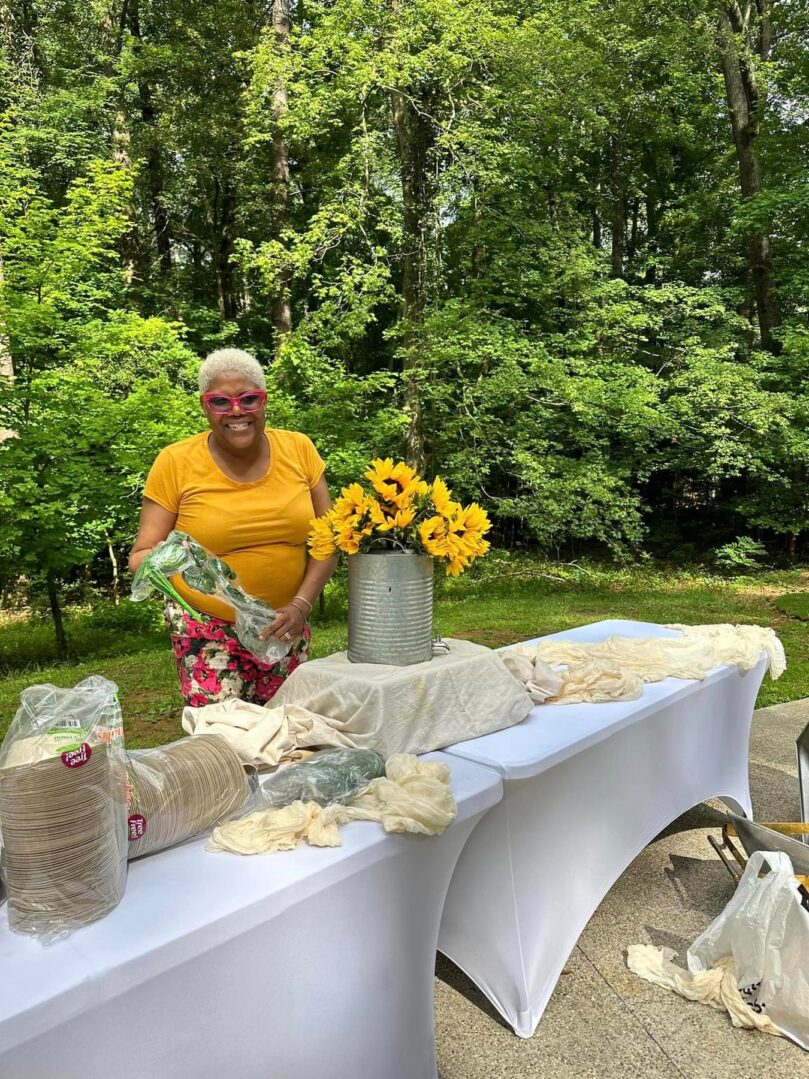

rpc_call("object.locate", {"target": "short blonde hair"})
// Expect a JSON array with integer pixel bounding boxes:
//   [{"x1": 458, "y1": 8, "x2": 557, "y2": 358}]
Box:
[{"x1": 198, "y1": 349, "x2": 266, "y2": 393}]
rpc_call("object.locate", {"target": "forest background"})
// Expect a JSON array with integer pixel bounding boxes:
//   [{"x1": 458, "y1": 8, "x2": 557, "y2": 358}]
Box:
[{"x1": 0, "y1": 0, "x2": 807, "y2": 673}]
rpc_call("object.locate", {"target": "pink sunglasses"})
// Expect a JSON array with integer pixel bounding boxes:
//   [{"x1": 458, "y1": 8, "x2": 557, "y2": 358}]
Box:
[{"x1": 201, "y1": 390, "x2": 267, "y2": 415}]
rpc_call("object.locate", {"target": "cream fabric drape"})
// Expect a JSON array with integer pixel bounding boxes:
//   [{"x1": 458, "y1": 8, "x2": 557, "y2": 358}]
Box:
[
  {"x1": 505, "y1": 623, "x2": 785, "y2": 704},
  {"x1": 183, "y1": 638, "x2": 533, "y2": 768},
  {"x1": 184, "y1": 625, "x2": 785, "y2": 769},
  {"x1": 206, "y1": 754, "x2": 457, "y2": 855},
  {"x1": 266, "y1": 638, "x2": 533, "y2": 757},
  {"x1": 182, "y1": 697, "x2": 356, "y2": 768},
  {"x1": 627, "y1": 944, "x2": 782, "y2": 1037}
]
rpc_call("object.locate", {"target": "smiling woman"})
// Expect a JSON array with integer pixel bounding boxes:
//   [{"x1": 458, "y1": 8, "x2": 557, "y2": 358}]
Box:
[{"x1": 128, "y1": 349, "x2": 337, "y2": 708}]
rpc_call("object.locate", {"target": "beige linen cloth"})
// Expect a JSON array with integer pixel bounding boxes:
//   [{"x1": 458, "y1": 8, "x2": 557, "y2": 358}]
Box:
[
  {"x1": 502, "y1": 623, "x2": 786, "y2": 705},
  {"x1": 184, "y1": 638, "x2": 533, "y2": 768},
  {"x1": 206, "y1": 754, "x2": 457, "y2": 855},
  {"x1": 267, "y1": 638, "x2": 533, "y2": 756},
  {"x1": 182, "y1": 698, "x2": 356, "y2": 768},
  {"x1": 627, "y1": 945, "x2": 782, "y2": 1038}
]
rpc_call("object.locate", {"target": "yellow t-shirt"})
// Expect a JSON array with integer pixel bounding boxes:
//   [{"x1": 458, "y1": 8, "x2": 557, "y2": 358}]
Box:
[{"x1": 143, "y1": 428, "x2": 325, "y2": 621}]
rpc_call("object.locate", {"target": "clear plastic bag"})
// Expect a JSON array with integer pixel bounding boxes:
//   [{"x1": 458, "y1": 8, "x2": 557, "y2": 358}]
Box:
[
  {"x1": 260, "y1": 748, "x2": 386, "y2": 808},
  {"x1": 131, "y1": 530, "x2": 291, "y2": 664},
  {"x1": 0, "y1": 676, "x2": 128, "y2": 942},
  {"x1": 125, "y1": 734, "x2": 252, "y2": 859}
]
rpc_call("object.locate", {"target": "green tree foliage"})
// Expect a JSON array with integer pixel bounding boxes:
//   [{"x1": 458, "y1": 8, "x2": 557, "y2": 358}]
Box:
[{"x1": 0, "y1": 0, "x2": 807, "y2": 648}]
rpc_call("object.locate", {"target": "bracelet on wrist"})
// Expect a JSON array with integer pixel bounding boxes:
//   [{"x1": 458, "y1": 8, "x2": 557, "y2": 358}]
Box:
[
  {"x1": 289, "y1": 600, "x2": 308, "y2": 618},
  {"x1": 293, "y1": 594, "x2": 313, "y2": 612}
]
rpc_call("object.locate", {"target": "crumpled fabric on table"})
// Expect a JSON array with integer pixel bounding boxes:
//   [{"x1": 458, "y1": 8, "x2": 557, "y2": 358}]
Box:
[
  {"x1": 498, "y1": 652, "x2": 564, "y2": 704},
  {"x1": 505, "y1": 623, "x2": 785, "y2": 705},
  {"x1": 265, "y1": 638, "x2": 533, "y2": 758},
  {"x1": 626, "y1": 944, "x2": 782, "y2": 1038},
  {"x1": 205, "y1": 754, "x2": 457, "y2": 855},
  {"x1": 182, "y1": 697, "x2": 355, "y2": 768},
  {"x1": 183, "y1": 638, "x2": 534, "y2": 766}
]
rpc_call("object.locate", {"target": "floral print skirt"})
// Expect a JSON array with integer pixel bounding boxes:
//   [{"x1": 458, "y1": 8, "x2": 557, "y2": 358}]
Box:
[{"x1": 164, "y1": 601, "x2": 310, "y2": 708}]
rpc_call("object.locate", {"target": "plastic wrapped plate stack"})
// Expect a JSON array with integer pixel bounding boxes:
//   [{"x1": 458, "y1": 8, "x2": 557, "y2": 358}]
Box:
[
  {"x1": 126, "y1": 734, "x2": 248, "y2": 859},
  {"x1": 0, "y1": 743, "x2": 127, "y2": 939}
]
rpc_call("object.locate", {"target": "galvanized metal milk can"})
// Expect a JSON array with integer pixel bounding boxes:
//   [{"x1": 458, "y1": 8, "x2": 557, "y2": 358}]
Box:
[{"x1": 347, "y1": 551, "x2": 433, "y2": 665}]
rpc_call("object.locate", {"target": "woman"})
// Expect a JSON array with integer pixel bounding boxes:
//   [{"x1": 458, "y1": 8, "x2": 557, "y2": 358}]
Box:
[{"x1": 129, "y1": 348, "x2": 336, "y2": 707}]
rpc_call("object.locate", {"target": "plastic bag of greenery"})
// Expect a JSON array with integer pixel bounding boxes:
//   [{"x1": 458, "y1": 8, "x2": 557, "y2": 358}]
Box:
[
  {"x1": 125, "y1": 735, "x2": 260, "y2": 859},
  {"x1": 131, "y1": 530, "x2": 290, "y2": 664},
  {"x1": 260, "y1": 748, "x2": 386, "y2": 808}
]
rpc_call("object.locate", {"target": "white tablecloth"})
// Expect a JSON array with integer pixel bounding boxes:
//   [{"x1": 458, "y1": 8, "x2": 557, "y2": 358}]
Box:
[
  {"x1": 438, "y1": 619, "x2": 765, "y2": 1038},
  {"x1": 0, "y1": 754, "x2": 501, "y2": 1079}
]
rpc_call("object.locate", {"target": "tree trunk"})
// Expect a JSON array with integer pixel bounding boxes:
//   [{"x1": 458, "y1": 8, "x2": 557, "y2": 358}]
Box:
[
  {"x1": 129, "y1": 0, "x2": 172, "y2": 278},
  {"x1": 99, "y1": 0, "x2": 139, "y2": 283},
  {"x1": 211, "y1": 180, "x2": 238, "y2": 320},
  {"x1": 46, "y1": 570, "x2": 68, "y2": 662},
  {"x1": 628, "y1": 197, "x2": 639, "y2": 258},
  {"x1": 644, "y1": 190, "x2": 658, "y2": 283},
  {"x1": 391, "y1": 82, "x2": 435, "y2": 473},
  {"x1": 717, "y1": 0, "x2": 781, "y2": 353},
  {"x1": 471, "y1": 182, "x2": 484, "y2": 279},
  {"x1": 609, "y1": 133, "x2": 625, "y2": 278},
  {"x1": 547, "y1": 187, "x2": 559, "y2": 231},
  {"x1": 270, "y1": 0, "x2": 293, "y2": 354},
  {"x1": 3, "y1": 0, "x2": 46, "y2": 80},
  {"x1": 591, "y1": 154, "x2": 603, "y2": 248},
  {"x1": 106, "y1": 531, "x2": 120, "y2": 604},
  {"x1": 0, "y1": 248, "x2": 15, "y2": 442}
]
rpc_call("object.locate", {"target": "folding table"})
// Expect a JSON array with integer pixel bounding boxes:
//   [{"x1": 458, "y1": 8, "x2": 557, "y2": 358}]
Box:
[
  {"x1": 439, "y1": 619, "x2": 765, "y2": 1037},
  {"x1": 0, "y1": 753, "x2": 501, "y2": 1079}
]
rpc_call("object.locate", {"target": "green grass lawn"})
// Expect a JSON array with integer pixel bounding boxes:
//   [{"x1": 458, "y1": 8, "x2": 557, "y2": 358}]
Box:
[
  {"x1": 1, "y1": 557, "x2": 807, "y2": 748},
  {"x1": 774, "y1": 592, "x2": 809, "y2": 621}
]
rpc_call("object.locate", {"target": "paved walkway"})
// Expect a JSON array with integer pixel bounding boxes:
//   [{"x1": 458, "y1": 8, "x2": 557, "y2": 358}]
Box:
[{"x1": 435, "y1": 698, "x2": 809, "y2": 1078}]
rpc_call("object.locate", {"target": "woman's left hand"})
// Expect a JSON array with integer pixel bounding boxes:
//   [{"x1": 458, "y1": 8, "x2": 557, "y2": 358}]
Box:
[{"x1": 261, "y1": 603, "x2": 307, "y2": 643}]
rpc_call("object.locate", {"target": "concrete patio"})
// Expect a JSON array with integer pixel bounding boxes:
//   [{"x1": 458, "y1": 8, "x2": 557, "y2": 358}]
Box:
[{"x1": 435, "y1": 698, "x2": 809, "y2": 1078}]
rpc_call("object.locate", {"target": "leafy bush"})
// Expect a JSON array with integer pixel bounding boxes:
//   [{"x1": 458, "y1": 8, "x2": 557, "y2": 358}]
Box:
[{"x1": 713, "y1": 537, "x2": 769, "y2": 574}]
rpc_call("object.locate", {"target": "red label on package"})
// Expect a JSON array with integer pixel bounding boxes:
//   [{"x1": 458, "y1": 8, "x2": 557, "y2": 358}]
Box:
[
  {"x1": 128, "y1": 814, "x2": 147, "y2": 841},
  {"x1": 61, "y1": 743, "x2": 92, "y2": 768}
]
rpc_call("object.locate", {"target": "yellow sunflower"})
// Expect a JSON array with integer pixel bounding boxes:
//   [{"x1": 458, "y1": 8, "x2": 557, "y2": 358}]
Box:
[
  {"x1": 365, "y1": 458, "x2": 424, "y2": 508},
  {"x1": 331, "y1": 483, "x2": 378, "y2": 550},
  {"x1": 334, "y1": 519, "x2": 367, "y2": 554},
  {"x1": 308, "y1": 512, "x2": 338, "y2": 560},
  {"x1": 430, "y1": 476, "x2": 461, "y2": 518},
  {"x1": 454, "y1": 502, "x2": 491, "y2": 537},
  {"x1": 333, "y1": 483, "x2": 375, "y2": 524},
  {"x1": 419, "y1": 515, "x2": 449, "y2": 557},
  {"x1": 370, "y1": 501, "x2": 417, "y2": 532},
  {"x1": 434, "y1": 503, "x2": 491, "y2": 574},
  {"x1": 336, "y1": 534, "x2": 360, "y2": 555}
]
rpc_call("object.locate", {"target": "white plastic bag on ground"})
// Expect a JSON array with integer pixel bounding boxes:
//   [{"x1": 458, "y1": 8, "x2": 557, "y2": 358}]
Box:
[{"x1": 687, "y1": 850, "x2": 809, "y2": 1049}]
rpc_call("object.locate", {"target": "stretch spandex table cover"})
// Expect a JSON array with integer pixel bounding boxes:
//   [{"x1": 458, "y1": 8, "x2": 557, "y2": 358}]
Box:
[
  {"x1": 0, "y1": 753, "x2": 501, "y2": 1079},
  {"x1": 439, "y1": 619, "x2": 765, "y2": 1038}
]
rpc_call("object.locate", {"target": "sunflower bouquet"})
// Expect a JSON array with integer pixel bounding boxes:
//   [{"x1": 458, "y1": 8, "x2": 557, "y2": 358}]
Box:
[{"x1": 308, "y1": 459, "x2": 491, "y2": 576}]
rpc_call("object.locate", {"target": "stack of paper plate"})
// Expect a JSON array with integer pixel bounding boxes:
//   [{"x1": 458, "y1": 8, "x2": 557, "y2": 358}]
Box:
[
  {"x1": 0, "y1": 744, "x2": 126, "y2": 938},
  {"x1": 126, "y1": 735, "x2": 247, "y2": 859}
]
